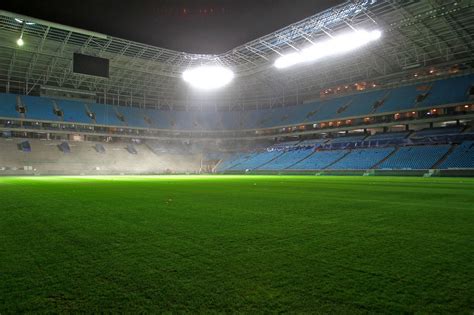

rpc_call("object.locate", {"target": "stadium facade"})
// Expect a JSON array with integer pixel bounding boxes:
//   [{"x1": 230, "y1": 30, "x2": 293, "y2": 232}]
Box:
[{"x1": 0, "y1": 0, "x2": 473, "y2": 176}]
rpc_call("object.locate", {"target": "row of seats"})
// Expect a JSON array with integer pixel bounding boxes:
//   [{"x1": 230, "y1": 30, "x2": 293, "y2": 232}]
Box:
[
  {"x1": 218, "y1": 142, "x2": 474, "y2": 171},
  {"x1": 329, "y1": 148, "x2": 395, "y2": 170},
  {"x1": 377, "y1": 145, "x2": 451, "y2": 169},
  {"x1": 273, "y1": 126, "x2": 466, "y2": 150},
  {"x1": 438, "y1": 141, "x2": 474, "y2": 169},
  {"x1": 412, "y1": 126, "x2": 464, "y2": 137},
  {"x1": 0, "y1": 74, "x2": 472, "y2": 130},
  {"x1": 259, "y1": 148, "x2": 314, "y2": 170}
]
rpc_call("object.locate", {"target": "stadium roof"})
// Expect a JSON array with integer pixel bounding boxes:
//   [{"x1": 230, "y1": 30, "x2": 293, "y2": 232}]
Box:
[{"x1": 0, "y1": 0, "x2": 473, "y2": 108}]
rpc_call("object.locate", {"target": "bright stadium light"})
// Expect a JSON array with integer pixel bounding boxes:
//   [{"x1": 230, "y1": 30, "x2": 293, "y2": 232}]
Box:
[
  {"x1": 274, "y1": 29, "x2": 382, "y2": 69},
  {"x1": 14, "y1": 18, "x2": 35, "y2": 25},
  {"x1": 182, "y1": 65, "x2": 234, "y2": 90},
  {"x1": 274, "y1": 52, "x2": 304, "y2": 69},
  {"x1": 16, "y1": 36, "x2": 24, "y2": 47}
]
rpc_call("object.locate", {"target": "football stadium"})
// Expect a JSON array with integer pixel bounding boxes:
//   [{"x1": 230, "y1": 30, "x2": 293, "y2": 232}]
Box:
[{"x1": 0, "y1": 0, "x2": 474, "y2": 313}]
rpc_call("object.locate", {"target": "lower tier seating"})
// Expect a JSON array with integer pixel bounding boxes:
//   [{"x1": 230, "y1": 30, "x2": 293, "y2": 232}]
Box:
[
  {"x1": 377, "y1": 145, "x2": 451, "y2": 169},
  {"x1": 218, "y1": 140, "x2": 474, "y2": 171},
  {"x1": 438, "y1": 141, "x2": 474, "y2": 169},
  {"x1": 328, "y1": 147, "x2": 395, "y2": 170},
  {"x1": 289, "y1": 150, "x2": 349, "y2": 170},
  {"x1": 258, "y1": 148, "x2": 314, "y2": 170},
  {"x1": 229, "y1": 150, "x2": 282, "y2": 170}
]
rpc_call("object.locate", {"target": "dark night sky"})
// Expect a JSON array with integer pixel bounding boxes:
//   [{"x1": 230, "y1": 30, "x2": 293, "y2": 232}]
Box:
[{"x1": 2, "y1": 0, "x2": 342, "y2": 54}]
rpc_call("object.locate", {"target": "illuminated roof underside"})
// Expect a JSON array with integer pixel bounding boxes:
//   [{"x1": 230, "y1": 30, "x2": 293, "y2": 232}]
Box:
[{"x1": 0, "y1": 0, "x2": 473, "y2": 108}]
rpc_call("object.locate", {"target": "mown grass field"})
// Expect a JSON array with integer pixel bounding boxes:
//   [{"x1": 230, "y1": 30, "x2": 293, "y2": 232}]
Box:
[{"x1": 0, "y1": 175, "x2": 473, "y2": 313}]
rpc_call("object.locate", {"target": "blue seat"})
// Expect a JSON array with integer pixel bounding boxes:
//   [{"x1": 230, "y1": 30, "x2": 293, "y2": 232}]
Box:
[
  {"x1": 230, "y1": 150, "x2": 282, "y2": 170},
  {"x1": 117, "y1": 106, "x2": 148, "y2": 128},
  {"x1": 57, "y1": 100, "x2": 91, "y2": 124},
  {"x1": 438, "y1": 141, "x2": 474, "y2": 169},
  {"x1": 258, "y1": 148, "x2": 314, "y2": 170},
  {"x1": 378, "y1": 145, "x2": 451, "y2": 169},
  {"x1": 289, "y1": 150, "x2": 349, "y2": 170},
  {"x1": 0, "y1": 93, "x2": 20, "y2": 119},
  {"x1": 427, "y1": 75, "x2": 473, "y2": 106},
  {"x1": 328, "y1": 147, "x2": 394, "y2": 169},
  {"x1": 22, "y1": 95, "x2": 59, "y2": 121}
]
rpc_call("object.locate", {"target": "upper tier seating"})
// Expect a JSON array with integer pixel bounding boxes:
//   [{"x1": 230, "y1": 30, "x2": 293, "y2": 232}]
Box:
[
  {"x1": 0, "y1": 94, "x2": 19, "y2": 118},
  {"x1": 366, "y1": 131, "x2": 410, "y2": 141},
  {"x1": 377, "y1": 145, "x2": 451, "y2": 169},
  {"x1": 289, "y1": 149, "x2": 349, "y2": 170},
  {"x1": 328, "y1": 134, "x2": 367, "y2": 144},
  {"x1": 412, "y1": 126, "x2": 463, "y2": 138},
  {"x1": 438, "y1": 141, "x2": 474, "y2": 169},
  {"x1": 328, "y1": 147, "x2": 395, "y2": 170},
  {"x1": 271, "y1": 140, "x2": 300, "y2": 148},
  {"x1": 57, "y1": 100, "x2": 91, "y2": 124},
  {"x1": 1, "y1": 74, "x2": 472, "y2": 131},
  {"x1": 258, "y1": 148, "x2": 314, "y2": 170},
  {"x1": 21, "y1": 96, "x2": 60, "y2": 121},
  {"x1": 298, "y1": 139, "x2": 328, "y2": 147}
]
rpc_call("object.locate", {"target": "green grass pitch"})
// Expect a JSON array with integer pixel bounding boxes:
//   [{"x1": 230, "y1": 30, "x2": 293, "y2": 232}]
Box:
[{"x1": 0, "y1": 175, "x2": 473, "y2": 313}]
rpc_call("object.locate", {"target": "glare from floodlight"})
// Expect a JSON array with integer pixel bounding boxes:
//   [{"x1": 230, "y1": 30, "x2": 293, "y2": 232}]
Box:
[
  {"x1": 274, "y1": 53, "x2": 304, "y2": 69},
  {"x1": 274, "y1": 29, "x2": 382, "y2": 69},
  {"x1": 14, "y1": 18, "x2": 35, "y2": 25},
  {"x1": 16, "y1": 37, "x2": 24, "y2": 47},
  {"x1": 182, "y1": 66, "x2": 234, "y2": 90}
]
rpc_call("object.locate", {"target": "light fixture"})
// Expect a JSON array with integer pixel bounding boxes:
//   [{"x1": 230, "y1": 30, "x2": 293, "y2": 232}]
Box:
[
  {"x1": 274, "y1": 29, "x2": 382, "y2": 69},
  {"x1": 182, "y1": 65, "x2": 234, "y2": 90},
  {"x1": 16, "y1": 36, "x2": 24, "y2": 47},
  {"x1": 14, "y1": 18, "x2": 35, "y2": 25}
]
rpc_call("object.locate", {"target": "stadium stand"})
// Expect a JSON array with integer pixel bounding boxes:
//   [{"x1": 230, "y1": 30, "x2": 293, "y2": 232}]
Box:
[
  {"x1": 297, "y1": 139, "x2": 328, "y2": 147},
  {"x1": 258, "y1": 148, "x2": 314, "y2": 170},
  {"x1": 0, "y1": 94, "x2": 18, "y2": 118},
  {"x1": 214, "y1": 124, "x2": 474, "y2": 173},
  {"x1": 438, "y1": 141, "x2": 474, "y2": 169},
  {"x1": 412, "y1": 126, "x2": 464, "y2": 138},
  {"x1": 0, "y1": 74, "x2": 472, "y2": 131},
  {"x1": 366, "y1": 131, "x2": 410, "y2": 141},
  {"x1": 0, "y1": 138, "x2": 200, "y2": 175},
  {"x1": 377, "y1": 145, "x2": 451, "y2": 169},
  {"x1": 328, "y1": 147, "x2": 395, "y2": 170},
  {"x1": 215, "y1": 153, "x2": 249, "y2": 172},
  {"x1": 289, "y1": 149, "x2": 349, "y2": 170},
  {"x1": 21, "y1": 96, "x2": 59, "y2": 121},
  {"x1": 228, "y1": 150, "x2": 283, "y2": 170},
  {"x1": 327, "y1": 134, "x2": 367, "y2": 147},
  {"x1": 57, "y1": 100, "x2": 91, "y2": 123}
]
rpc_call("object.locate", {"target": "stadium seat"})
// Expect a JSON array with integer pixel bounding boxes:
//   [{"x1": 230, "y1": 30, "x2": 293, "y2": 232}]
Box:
[
  {"x1": 258, "y1": 148, "x2": 314, "y2": 170},
  {"x1": 289, "y1": 150, "x2": 349, "y2": 170},
  {"x1": 438, "y1": 141, "x2": 474, "y2": 169},
  {"x1": 229, "y1": 150, "x2": 283, "y2": 170},
  {"x1": 377, "y1": 145, "x2": 451, "y2": 169},
  {"x1": 328, "y1": 147, "x2": 395, "y2": 169}
]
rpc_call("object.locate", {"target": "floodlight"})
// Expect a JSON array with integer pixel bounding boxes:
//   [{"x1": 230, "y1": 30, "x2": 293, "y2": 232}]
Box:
[
  {"x1": 15, "y1": 18, "x2": 35, "y2": 25},
  {"x1": 182, "y1": 66, "x2": 234, "y2": 90},
  {"x1": 16, "y1": 36, "x2": 24, "y2": 47},
  {"x1": 274, "y1": 53, "x2": 304, "y2": 69},
  {"x1": 274, "y1": 29, "x2": 382, "y2": 69}
]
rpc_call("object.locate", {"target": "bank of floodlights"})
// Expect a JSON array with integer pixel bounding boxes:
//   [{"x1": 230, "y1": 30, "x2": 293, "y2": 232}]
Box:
[
  {"x1": 182, "y1": 65, "x2": 234, "y2": 90},
  {"x1": 274, "y1": 29, "x2": 382, "y2": 69}
]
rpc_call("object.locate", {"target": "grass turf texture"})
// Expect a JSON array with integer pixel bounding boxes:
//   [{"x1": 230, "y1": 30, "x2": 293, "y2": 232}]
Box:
[{"x1": 0, "y1": 175, "x2": 473, "y2": 313}]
